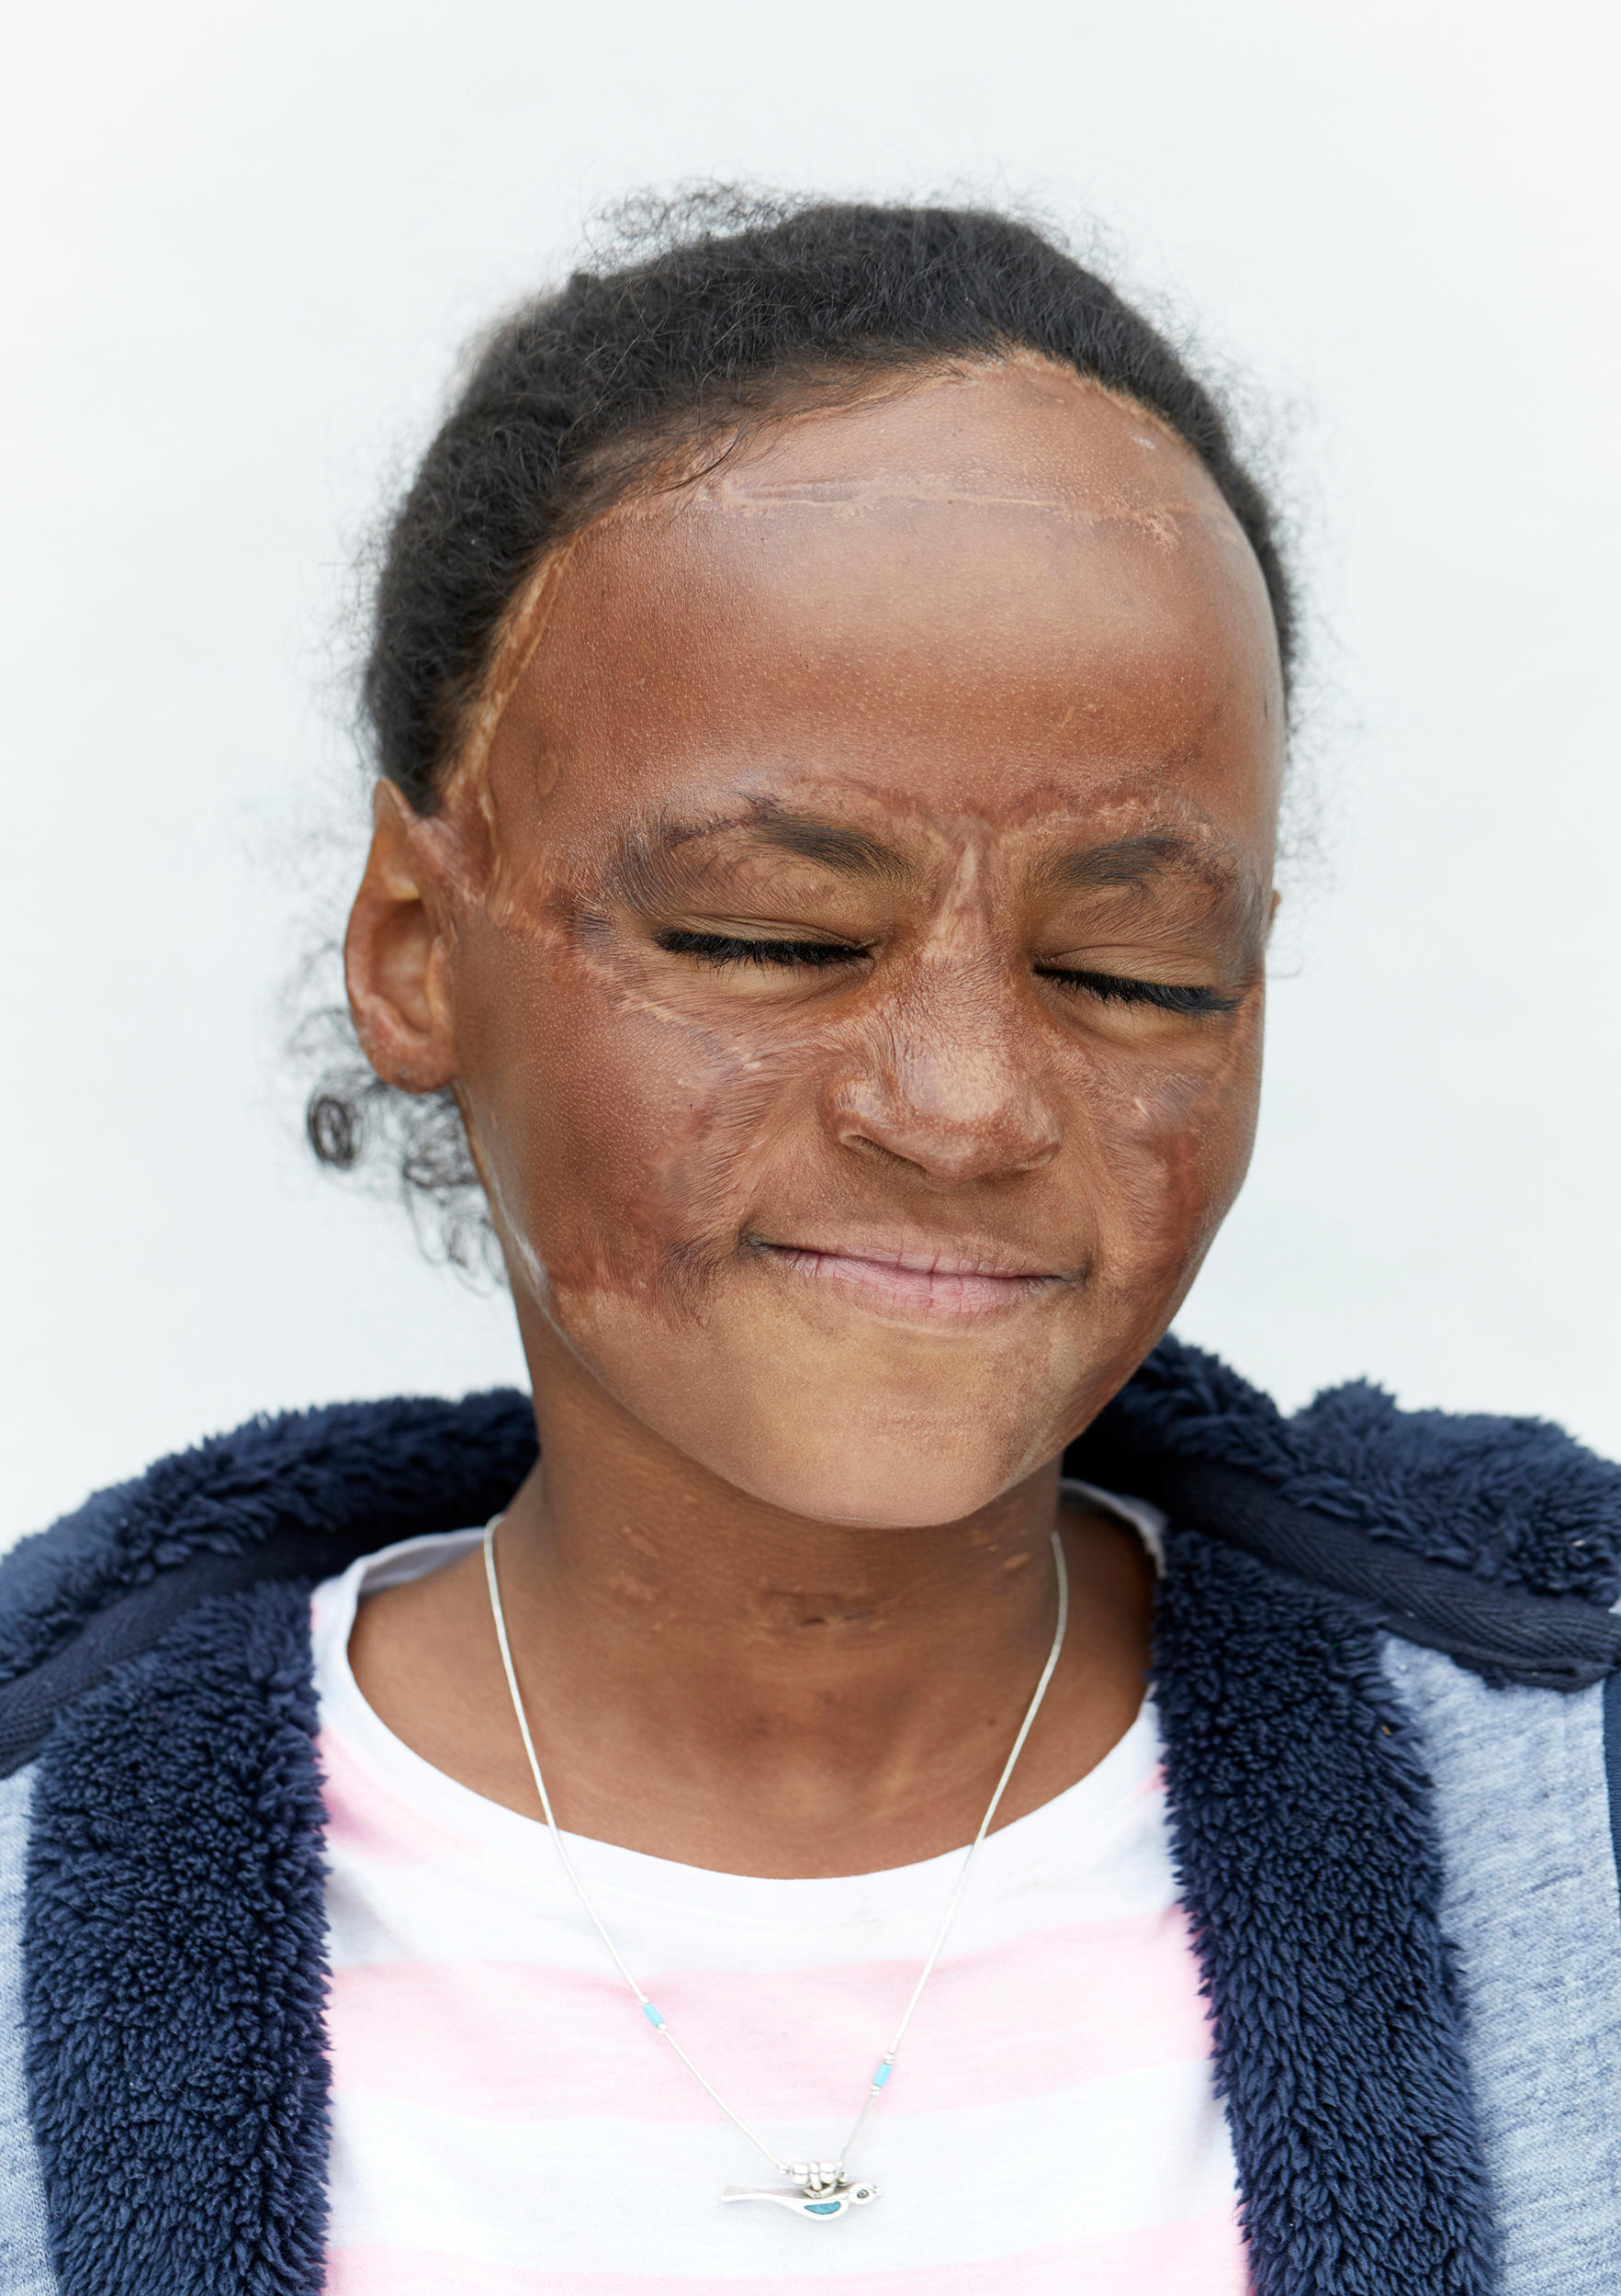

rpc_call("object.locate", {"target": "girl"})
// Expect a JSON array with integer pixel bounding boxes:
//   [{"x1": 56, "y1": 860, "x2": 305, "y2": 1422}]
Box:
[{"x1": 3, "y1": 198, "x2": 1616, "y2": 2296}]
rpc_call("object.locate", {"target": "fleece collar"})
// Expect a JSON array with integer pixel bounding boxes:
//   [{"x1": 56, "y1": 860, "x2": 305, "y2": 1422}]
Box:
[{"x1": 12, "y1": 1339, "x2": 1620, "y2": 2293}]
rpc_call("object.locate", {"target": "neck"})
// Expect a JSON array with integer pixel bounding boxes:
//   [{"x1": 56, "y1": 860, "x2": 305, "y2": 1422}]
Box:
[
  {"x1": 348, "y1": 1331, "x2": 1154, "y2": 1877},
  {"x1": 508, "y1": 1368, "x2": 1067, "y2": 1785}
]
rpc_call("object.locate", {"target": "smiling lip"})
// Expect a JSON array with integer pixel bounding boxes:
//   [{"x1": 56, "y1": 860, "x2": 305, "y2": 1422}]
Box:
[{"x1": 749, "y1": 1234, "x2": 1068, "y2": 1321}]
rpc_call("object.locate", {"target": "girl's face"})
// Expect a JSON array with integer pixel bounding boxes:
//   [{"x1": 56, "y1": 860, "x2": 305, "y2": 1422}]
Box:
[{"x1": 351, "y1": 359, "x2": 1286, "y2": 1526}]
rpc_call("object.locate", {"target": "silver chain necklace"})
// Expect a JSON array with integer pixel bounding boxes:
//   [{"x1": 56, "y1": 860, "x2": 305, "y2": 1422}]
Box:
[{"x1": 483, "y1": 1517, "x2": 1068, "y2": 2223}]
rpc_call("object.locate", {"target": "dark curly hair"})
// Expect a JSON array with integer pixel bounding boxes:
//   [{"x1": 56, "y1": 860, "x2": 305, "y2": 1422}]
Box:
[{"x1": 306, "y1": 189, "x2": 1297, "y2": 1272}]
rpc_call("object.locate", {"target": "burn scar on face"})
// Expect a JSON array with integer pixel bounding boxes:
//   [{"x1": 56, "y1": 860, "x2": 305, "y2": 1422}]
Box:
[
  {"x1": 440, "y1": 538, "x2": 579, "y2": 813},
  {"x1": 592, "y1": 365, "x2": 1225, "y2": 556},
  {"x1": 401, "y1": 358, "x2": 1284, "y2": 1526},
  {"x1": 676, "y1": 470, "x2": 1208, "y2": 542}
]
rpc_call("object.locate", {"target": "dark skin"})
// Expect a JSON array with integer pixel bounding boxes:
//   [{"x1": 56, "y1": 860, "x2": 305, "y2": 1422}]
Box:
[{"x1": 344, "y1": 357, "x2": 1285, "y2": 1879}]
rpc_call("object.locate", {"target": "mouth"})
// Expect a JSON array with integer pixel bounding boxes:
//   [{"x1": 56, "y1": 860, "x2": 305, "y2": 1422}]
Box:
[{"x1": 745, "y1": 1232, "x2": 1070, "y2": 1322}]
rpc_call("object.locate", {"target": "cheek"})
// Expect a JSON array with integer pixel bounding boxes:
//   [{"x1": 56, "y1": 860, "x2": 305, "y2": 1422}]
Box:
[
  {"x1": 458, "y1": 929, "x2": 816, "y2": 1311},
  {"x1": 1079, "y1": 1009, "x2": 1264, "y2": 1303}
]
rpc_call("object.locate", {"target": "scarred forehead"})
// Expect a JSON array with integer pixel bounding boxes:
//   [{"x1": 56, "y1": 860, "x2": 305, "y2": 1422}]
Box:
[
  {"x1": 445, "y1": 358, "x2": 1285, "y2": 884},
  {"x1": 658, "y1": 355, "x2": 1229, "y2": 524}
]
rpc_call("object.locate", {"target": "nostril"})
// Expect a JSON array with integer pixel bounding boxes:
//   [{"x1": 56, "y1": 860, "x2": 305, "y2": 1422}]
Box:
[{"x1": 833, "y1": 1123, "x2": 935, "y2": 1180}]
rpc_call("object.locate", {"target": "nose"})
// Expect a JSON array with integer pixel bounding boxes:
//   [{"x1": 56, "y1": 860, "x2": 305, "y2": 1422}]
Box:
[{"x1": 820, "y1": 962, "x2": 1063, "y2": 1188}]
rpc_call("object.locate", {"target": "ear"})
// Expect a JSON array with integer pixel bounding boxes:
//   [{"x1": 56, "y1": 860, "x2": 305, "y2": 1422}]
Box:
[{"x1": 343, "y1": 781, "x2": 460, "y2": 1093}]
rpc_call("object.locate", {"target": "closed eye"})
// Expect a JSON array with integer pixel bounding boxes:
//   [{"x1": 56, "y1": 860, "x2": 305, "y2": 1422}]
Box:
[
  {"x1": 1040, "y1": 966, "x2": 1241, "y2": 1015},
  {"x1": 655, "y1": 931, "x2": 1239, "y2": 1013},
  {"x1": 654, "y1": 928, "x2": 867, "y2": 970}
]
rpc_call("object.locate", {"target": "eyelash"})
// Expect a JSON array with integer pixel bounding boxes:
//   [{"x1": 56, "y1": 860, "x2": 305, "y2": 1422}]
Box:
[
  {"x1": 1040, "y1": 967, "x2": 1241, "y2": 1016},
  {"x1": 653, "y1": 929, "x2": 1240, "y2": 1015},
  {"x1": 655, "y1": 929, "x2": 859, "y2": 971}
]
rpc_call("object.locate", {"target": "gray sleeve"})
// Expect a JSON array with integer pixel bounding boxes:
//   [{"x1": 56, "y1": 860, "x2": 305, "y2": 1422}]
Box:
[
  {"x1": 0, "y1": 1767, "x2": 56, "y2": 2293},
  {"x1": 1384, "y1": 1640, "x2": 1621, "y2": 2293}
]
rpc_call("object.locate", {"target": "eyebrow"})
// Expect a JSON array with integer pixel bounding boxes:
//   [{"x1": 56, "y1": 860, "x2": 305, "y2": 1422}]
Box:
[
  {"x1": 612, "y1": 805, "x2": 913, "y2": 900},
  {"x1": 1041, "y1": 832, "x2": 1203, "y2": 893},
  {"x1": 745, "y1": 811, "x2": 912, "y2": 884},
  {"x1": 610, "y1": 812, "x2": 1230, "y2": 908}
]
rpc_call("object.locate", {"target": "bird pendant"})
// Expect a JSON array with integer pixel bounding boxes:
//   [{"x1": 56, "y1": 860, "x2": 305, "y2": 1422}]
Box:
[{"x1": 721, "y1": 2178, "x2": 879, "y2": 2219}]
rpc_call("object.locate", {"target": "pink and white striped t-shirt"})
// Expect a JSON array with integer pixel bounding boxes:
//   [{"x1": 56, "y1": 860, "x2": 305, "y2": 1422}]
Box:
[{"x1": 312, "y1": 1527, "x2": 1244, "y2": 2294}]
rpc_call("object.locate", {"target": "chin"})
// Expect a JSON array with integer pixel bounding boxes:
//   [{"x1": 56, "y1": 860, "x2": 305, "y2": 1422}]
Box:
[
  {"x1": 730, "y1": 1442, "x2": 1023, "y2": 1530},
  {"x1": 682, "y1": 1384, "x2": 1057, "y2": 1530},
  {"x1": 549, "y1": 1282, "x2": 1091, "y2": 1529}
]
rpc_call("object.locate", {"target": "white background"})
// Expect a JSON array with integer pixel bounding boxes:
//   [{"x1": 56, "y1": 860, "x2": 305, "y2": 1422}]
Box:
[{"x1": 3, "y1": 0, "x2": 1617, "y2": 1548}]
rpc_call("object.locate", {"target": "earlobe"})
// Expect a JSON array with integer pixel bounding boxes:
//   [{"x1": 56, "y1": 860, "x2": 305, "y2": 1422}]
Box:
[{"x1": 343, "y1": 781, "x2": 460, "y2": 1093}]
